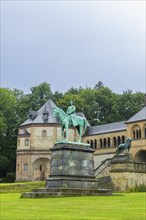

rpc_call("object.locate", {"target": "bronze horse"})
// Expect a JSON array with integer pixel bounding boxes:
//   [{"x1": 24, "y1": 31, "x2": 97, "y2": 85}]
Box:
[{"x1": 53, "y1": 107, "x2": 87, "y2": 142}]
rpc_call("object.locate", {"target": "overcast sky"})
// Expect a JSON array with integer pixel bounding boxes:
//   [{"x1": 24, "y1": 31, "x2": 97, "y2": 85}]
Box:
[{"x1": 1, "y1": 0, "x2": 145, "y2": 94}]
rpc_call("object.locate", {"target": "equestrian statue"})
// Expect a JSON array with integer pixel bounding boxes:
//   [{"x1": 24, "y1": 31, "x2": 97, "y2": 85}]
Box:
[
  {"x1": 53, "y1": 101, "x2": 87, "y2": 143},
  {"x1": 115, "y1": 137, "x2": 132, "y2": 155}
]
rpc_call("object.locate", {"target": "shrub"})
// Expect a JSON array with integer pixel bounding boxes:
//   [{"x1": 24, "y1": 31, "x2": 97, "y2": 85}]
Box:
[
  {"x1": 130, "y1": 184, "x2": 146, "y2": 192},
  {"x1": 4, "y1": 172, "x2": 16, "y2": 183}
]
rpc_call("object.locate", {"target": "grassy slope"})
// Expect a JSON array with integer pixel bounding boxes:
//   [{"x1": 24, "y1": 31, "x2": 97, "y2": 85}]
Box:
[
  {"x1": 1, "y1": 193, "x2": 146, "y2": 220},
  {"x1": 0, "y1": 181, "x2": 45, "y2": 193}
]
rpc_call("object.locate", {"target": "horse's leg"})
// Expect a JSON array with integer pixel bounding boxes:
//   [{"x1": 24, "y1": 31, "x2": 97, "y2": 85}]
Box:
[
  {"x1": 65, "y1": 124, "x2": 69, "y2": 142},
  {"x1": 78, "y1": 125, "x2": 82, "y2": 142},
  {"x1": 61, "y1": 126, "x2": 64, "y2": 141}
]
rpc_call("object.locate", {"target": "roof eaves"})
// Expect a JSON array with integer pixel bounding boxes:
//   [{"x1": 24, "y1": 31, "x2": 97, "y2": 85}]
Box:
[{"x1": 84, "y1": 128, "x2": 127, "y2": 136}]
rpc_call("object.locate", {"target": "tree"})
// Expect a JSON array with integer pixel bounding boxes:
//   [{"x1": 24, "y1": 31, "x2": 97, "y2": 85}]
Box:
[
  {"x1": 12, "y1": 89, "x2": 30, "y2": 124},
  {"x1": 94, "y1": 81, "x2": 104, "y2": 89},
  {"x1": 117, "y1": 90, "x2": 145, "y2": 121},
  {"x1": 93, "y1": 86, "x2": 119, "y2": 124},
  {"x1": 52, "y1": 91, "x2": 63, "y2": 103},
  {"x1": 0, "y1": 88, "x2": 17, "y2": 178},
  {"x1": 28, "y1": 82, "x2": 52, "y2": 110}
]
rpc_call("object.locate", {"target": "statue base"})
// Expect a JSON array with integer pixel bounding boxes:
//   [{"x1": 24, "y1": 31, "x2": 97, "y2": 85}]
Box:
[
  {"x1": 21, "y1": 143, "x2": 111, "y2": 198},
  {"x1": 112, "y1": 153, "x2": 133, "y2": 163},
  {"x1": 111, "y1": 153, "x2": 134, "y2": 172}
]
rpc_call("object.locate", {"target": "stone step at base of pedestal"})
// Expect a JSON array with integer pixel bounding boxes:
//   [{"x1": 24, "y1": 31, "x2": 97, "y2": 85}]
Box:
[{"x1": 21, "y1": 187, "x2": 112, "y2": 198}]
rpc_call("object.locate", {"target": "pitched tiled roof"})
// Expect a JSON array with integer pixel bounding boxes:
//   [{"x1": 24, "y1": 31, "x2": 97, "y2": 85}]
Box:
[
  {"x1": 20, "y1": 99, "x2": 57, "y2": 126},
  {"x1": 84, "y1": 121, "x2": 126, "y2": 136},
  {"x1": 126, "y1": 107, "x2": 146, "y2": 123}
]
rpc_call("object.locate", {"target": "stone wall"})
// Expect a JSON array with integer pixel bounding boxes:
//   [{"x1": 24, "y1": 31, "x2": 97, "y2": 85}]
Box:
[
  {"x1": 16, "y1": 150, "x2": 51, "y2": 181},
  {"x1": 110, "y1": 155, "x2": 146, "y2": 191},
  {"x1": 110, "y1": 172, "x2": 146, "y2": 191}
]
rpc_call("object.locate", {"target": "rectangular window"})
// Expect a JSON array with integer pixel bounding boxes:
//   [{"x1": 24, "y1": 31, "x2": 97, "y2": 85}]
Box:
[{"x1": 24, "y1": 164, "x2": 28, "y2": 171}]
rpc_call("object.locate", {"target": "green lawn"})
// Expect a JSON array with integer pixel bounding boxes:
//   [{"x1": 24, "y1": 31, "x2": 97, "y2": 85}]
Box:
[{"x1": 1, "y1": 193, "x2": 146, "y2": 220}]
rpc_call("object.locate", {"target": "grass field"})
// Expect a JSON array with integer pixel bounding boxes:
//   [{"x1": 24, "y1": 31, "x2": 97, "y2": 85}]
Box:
[{"x1": 1, "y1": 192, "x2": 146, "y2": 220}]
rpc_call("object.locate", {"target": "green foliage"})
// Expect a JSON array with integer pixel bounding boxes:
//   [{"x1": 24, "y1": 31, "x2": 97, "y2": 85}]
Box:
[
  {"x1": 130, "y1": 184, "x2": 146, "y2": 192},
  {"x1": 94, "y1": 81, "x2": 105, "y2": 89},
  {"x1": 0, "y1": 88, "x2": 18, "y2": 178},
  {"x1": 52, "y1": 90, "x2": 63, "y2": 103},
  {"x1": 117, "y1": 90, "x2": 144, "y2": 121},
  {"x1": 1, "y1": 193, "x2": 146, "y2": 220},
  {"x1": 2, "y1": 172, "x2": 16, "y2": 183},
  {"x1": 29, "y1": 82, "x2": 52, "y2": 110}
]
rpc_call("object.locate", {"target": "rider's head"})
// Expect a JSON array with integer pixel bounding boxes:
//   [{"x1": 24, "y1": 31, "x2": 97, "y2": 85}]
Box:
[{"x1": 70, "y1": 100, "x2": 74, "y2": 105}]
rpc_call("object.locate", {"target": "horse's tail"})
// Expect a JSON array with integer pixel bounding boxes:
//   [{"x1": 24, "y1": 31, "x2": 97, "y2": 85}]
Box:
[{"x1": 84, "y1": 119, "x2": 87, "y2": 131}]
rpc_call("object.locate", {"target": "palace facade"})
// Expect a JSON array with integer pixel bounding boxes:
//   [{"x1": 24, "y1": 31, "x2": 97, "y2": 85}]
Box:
[{"x1": 16, "y1": 99, "x2": 146, "y2": 182}]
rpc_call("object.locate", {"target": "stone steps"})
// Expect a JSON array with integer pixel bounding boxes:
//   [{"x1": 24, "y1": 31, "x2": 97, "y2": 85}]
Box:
[{"x1": 21, "y1": 187, "x2": 112, "y2": 198}]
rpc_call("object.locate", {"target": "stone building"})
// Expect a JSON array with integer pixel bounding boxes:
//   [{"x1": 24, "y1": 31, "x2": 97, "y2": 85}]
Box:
[
  {"x1": 16, "y1": 99, "x2": 77, "y2": 181},
  {"x1": 83, "y1": 106, "x2": 146, "y2": 168},
  {"x1": 16, "y1": 99, "x2": 146, "y2": 182}
]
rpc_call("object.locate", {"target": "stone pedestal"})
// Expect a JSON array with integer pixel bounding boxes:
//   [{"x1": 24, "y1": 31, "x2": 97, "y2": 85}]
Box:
[
  {"x1": 110, "y1": 153, "x2": 146, "y2": 191},
  {"x1": 111, "y1": 153, "x2": 134, "y2": 172},
  {"x1": 21, "y1": 143, "x2": 111, "y2": 197},
  {"x1": 46, "y1": 143, "x2": 98, "y2": 189}
]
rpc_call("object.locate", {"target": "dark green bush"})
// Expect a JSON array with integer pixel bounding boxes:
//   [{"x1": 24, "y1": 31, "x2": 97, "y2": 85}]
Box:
[
  {"x1": 130, "y1": 184, "x2": 146, "y2": 192},
  {"x1": 4, "y1": 172, "x2": 15, "y2": 183}
]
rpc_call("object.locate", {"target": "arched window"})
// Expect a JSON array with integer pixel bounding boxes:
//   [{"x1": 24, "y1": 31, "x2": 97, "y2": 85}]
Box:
[
  {"x1": 25, "y1": 139, "x2": 29, "y2": 146},
  {"x1": 17, "y1": 164, "x2": 19, "y2": 171},
  {"x1": 136, "y1": 130, "x2": 139, "y2": 139},
  {"x1": 24, "y1": 163, "x2": 28, "y2": 171},
  {"x1": 122, "y1": 136, "x2": 125, "y2": 143},
  {"x1": 90, "y1": 140, "x2": 93, "y2": 148},
  {"x1": 100, "y1": 139, "x2": 103, "y2": 148},
  {"x1": 113, "y1": 137, "x2": 117, "y2": 147},
  {"x1": 87, "y1": 140, "x2": 90, "y2": 144},
  {"x1": 42, "y1": 130, "x2": 47, "y2": 138},
  {"x1": 103, "y1": 138, "x2": 106, "y2": 147},
  {"x1": 107, "y1": 138, "x2": 110, "y2": 147},
  {"x1": 40, "y1": 164, "x2": 42, "y2": 171},
  {"x1": 117, "y1": 136, "x2": 121, "y2": 145},
  {"x1": 132, "y1": 125, "x2": 141, "y2": 140},
  {"x1": 145, "y1": 128, "x2": 146, "y2": 139},
  {"x1": 94, "y1": 139, "x2": 97, "y2": 149}
]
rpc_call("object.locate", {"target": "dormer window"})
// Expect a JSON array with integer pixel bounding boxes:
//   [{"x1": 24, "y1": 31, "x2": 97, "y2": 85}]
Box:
[
  {"x1": 28, "y1": 110, "x2": 38, "y2": 120},
  {"x1": 42, "y1": 105, "x2": 49, "y2": 122}
]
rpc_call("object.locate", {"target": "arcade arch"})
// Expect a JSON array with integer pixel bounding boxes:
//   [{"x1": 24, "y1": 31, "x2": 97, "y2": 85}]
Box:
[
  {"x1": 32, "y1": 158, "x2": 50, "y2": 180},
  {"x1": 134, "y1": 150, "x2": 146, "y2": 163}
]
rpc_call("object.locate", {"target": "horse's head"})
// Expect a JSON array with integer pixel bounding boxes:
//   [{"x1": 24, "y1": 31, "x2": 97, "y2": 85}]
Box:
[
  {"x1": 52, "y1": 107, "x2": 67, "y2": 123},
  {"x1": 52, "y1": 107, "x2": 58, "y2": 117}
]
